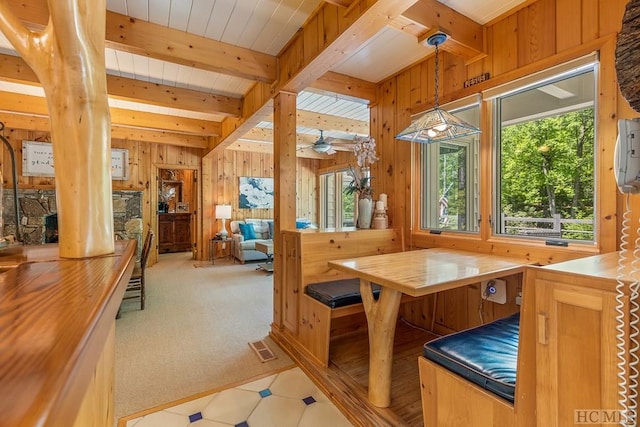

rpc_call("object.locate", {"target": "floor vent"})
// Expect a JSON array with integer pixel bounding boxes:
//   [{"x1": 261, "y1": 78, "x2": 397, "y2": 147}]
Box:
[{"x1": 249, "y1": 340, "x2": 277, "y2": 362}]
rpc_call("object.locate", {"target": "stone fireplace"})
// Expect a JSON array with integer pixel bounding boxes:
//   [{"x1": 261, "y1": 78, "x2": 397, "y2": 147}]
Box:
[
  {"x1": 2, "y1": 189, "x2": 143, "y2": 250},
  {"x1": 44, "y1": 213, "x2": 58, "y2": 243}
]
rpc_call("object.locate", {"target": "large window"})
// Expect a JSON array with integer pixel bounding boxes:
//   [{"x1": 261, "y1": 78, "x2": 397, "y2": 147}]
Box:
[
  {"x1": 494, "y1": 65, "x2": 596, "y2": 242},
  {"x1": 320, "y1": 168, "x2": 355, "y2": 228},
  {"x1": 420, "y1": 104, "x2": 480, "y2": 232}
]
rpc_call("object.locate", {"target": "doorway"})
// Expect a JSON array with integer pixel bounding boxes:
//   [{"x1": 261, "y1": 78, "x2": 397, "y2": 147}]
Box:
[{"x1": 157, "y1": 168, "x2": 198, "y2": 259}]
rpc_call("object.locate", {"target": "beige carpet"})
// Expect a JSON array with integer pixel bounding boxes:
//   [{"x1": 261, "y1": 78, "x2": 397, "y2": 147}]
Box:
[{"x1": 114, "y1": 252, "x2": 293, "y2": 423}]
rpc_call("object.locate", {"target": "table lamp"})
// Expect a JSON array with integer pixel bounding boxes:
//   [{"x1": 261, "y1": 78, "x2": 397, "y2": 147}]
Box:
[{"x1": 215, "y1": 204, "x2": 232, "y2": 239}]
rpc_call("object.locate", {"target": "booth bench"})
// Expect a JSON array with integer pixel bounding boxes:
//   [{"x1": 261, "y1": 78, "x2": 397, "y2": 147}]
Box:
[
  {"x1": 275, "y1": 228, "x2": 403, "y2": 368},
  {"x1": 419, "y1": 252, "x2": 634, "y2": 427},
  {"x1": 301, "y1": 277, "x2": 416, "y2": 366}
]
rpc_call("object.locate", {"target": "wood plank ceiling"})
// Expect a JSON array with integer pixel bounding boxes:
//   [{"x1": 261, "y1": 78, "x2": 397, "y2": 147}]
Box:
[{"x1": 0, "y1": 0, "x2": 528, "y2": 157}]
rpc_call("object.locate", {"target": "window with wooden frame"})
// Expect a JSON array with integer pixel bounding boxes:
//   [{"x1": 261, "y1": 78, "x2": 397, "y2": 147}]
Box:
[
  {"x1": 420, "y1": 100, "x2": 481, "y2": 233},
  {"x1": 489, "y1": 59, "x2": 597, "y2": 243},
  {"x1": 319, "y1": 167, "x2": 355, "y2": 228}
]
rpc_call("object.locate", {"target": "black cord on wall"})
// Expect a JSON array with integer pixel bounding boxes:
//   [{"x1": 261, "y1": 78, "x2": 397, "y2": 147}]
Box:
[{"x1": 0, "y1": 122, "x2": 22, "y2": 243}]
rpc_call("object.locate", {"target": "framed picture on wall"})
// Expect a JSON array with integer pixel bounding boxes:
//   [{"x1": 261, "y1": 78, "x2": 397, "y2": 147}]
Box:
[
  {"x1": 239, "y1": 177, "x2": 274, "y2": 209},
  {"x1": 22, "y1": 140, "x2": 129, "y2": 180},
  {"x1": 177, "y1": 202, "x2": 190, "y2": 213}
]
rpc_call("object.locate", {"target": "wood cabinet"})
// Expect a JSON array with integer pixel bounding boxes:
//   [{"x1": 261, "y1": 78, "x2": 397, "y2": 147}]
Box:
[
  {"x1": 158, "y1": 213, "x2": 192, "y2": 253},
  {"x1": 522, "y1": 254, "x2": 632, "y2": 427}
]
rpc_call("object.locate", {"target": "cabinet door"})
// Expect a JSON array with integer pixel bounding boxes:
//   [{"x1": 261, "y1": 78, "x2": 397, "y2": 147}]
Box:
[
  {"x1": 535, "y1": 279, "x2": 620, "y2": 426},
  {"x1": 158, "y1": 219, "x2": 174, "y2": 246},
  {"x1": 174, "y1": 216, "x2": 191, "y2": 245}
]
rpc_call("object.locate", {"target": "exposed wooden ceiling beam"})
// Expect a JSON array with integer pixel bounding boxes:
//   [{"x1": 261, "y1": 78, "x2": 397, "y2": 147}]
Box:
[
  {"x1": 0, "y1": 54, "x2": 242, "y2": 117},
  {"x1": 263, "y1": 110, "x2": 369, "y2": 135},
  {"x1": 208, "y1": 83, "x2": 275, "y2": 153},
  {"x1": 312, "y1": 72, "x2": 377, "y2": 103},
  {"x1": 402, "y1": 0, "x2": 485, "y2": 63},
  {"x1": 111, "y1": 129, "x2": 208, "y2": 148},
  {"x1": 229, "y1": 140, "x2": 328, "y2": 159},
  {"x1": 323, "y1": 0, "x2": 354, "y2": 8},
  {"x1": 0, "y1": 111, "x2": 209, "y2": 148},
  {"x1": 280, "y1": 0, "x2": 419, "y2": 93},
  {"x1": 107, "y1": 76, "x2": 240, "y2": 118},
  {"x1": 388, "y1": 14, "x2": 428, "y2": 38},
  {"x1": 104, "y1": 12, "x2": 277, "y2": 84},
  {"x1": 209, "y1": 0, "x2": 417, "y2": 156},
  {"x1": 0, "y1": 91, "x2": 221, "y2": 136},
  {"x1": 8, "y1": 0, "x2": 277, "y2": 83},
  {"x1": 242, "y1": 127, "x2": 355, "y2": 150}
]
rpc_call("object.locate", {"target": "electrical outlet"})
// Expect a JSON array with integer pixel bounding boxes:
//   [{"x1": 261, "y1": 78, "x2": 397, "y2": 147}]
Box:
[{"x1": 480, "y1": 279, "x2": 507, "y2": 304}]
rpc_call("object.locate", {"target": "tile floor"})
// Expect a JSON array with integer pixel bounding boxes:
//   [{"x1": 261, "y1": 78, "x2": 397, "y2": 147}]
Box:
[{"x1": 122, "y1": 367, "x2": 354, "y2": 427}]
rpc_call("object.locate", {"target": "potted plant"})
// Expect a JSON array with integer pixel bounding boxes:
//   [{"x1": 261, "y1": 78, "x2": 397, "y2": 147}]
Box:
[
  {"x1": 345, "y1": 166, "x2": 373, "y2": 199},
  {"x1": 344, "y1": 136, "x2": 379, "y2": 228}
]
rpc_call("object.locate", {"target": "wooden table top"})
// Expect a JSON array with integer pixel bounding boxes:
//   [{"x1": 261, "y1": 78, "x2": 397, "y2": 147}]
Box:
[
  {"x1": 328, "y1": 248, "x2": 533, "y2": 297},
  {"x1": 255, "y1": 240, "x2": 273, "y2": 254},
  {"x1": 0, "y1": 241, "x2": 136, "y2": 427}
]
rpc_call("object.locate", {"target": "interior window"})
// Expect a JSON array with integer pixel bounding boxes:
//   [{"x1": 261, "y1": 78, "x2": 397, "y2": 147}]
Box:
[
  {"x1": 494, "y1": 66, "x2": 596, "y2": 242},
  {"x1": 420, "y1": 104, "x2": 480, "y2": 232},
  {"x1": 320, "y1": 169, "x2": 355, "y2": 228}
]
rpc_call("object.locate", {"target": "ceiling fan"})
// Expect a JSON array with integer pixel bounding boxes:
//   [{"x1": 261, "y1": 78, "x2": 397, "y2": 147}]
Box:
[
  {"x1": 310, "y1": 130, "x2": 335, "y2": 154},
  {"x1": 299, "y1": 130, "x2": 355, "y2": 155}
]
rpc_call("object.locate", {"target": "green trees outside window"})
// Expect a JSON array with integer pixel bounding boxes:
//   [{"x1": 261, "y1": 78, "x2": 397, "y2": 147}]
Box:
[{"x1": 497, "y1": 67, "x2": 596, "y2": 241}]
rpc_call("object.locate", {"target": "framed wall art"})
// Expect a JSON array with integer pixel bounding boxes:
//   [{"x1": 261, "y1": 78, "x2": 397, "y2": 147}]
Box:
[
  {"x1": 22, "y1": 140, "x2": 129, "y2": 180},
  {"x1": 238, "y1": 177, "x2": 274, "y2": 209}
]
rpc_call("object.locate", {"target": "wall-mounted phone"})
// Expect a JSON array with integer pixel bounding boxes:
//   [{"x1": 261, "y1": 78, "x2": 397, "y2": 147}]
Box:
[{"x1": 615, "y1": 118, "x2": 640, "y2": 193}]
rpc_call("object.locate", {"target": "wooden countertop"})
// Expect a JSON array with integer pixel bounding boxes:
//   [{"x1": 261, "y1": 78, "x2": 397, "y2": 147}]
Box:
[
  {"x1": 533, "y1": 251, "x2": 640, "y2": 295},
  {"x1": 0, "y1": 240, "x2": 136, "y2": 427},
  {"x1": 540, "y1": 251, "x2": 627, "y2": 280}
]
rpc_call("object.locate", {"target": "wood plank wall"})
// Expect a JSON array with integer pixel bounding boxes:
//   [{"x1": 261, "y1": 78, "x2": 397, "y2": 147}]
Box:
[
  {"x1": 1, "y1": 127, "x2": 320, "y2": 263},
  {"x1": 0, "y1": 127, "x2": 203, "y2": 265},
  {"x1": 1, "y1": 124, "x2": 321, "y2": 266},
  {"x1": 204, "y1": 149, "x2": 318, "y2": 223},
  {"x1": 361, "y1": 0, "x2": 633, "y2": 267},
  {"x1": 360, "y1": 0, "x2": 637, "y2": 334}
]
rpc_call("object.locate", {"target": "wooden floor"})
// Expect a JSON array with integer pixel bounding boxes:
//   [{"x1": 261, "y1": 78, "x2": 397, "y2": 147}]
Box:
[
  {"x1": 330, "y1": 319, "x2": 437, "y2": 427},
  {"x1": 271, "y1": 318, "x2": 438, "y2": 427}
]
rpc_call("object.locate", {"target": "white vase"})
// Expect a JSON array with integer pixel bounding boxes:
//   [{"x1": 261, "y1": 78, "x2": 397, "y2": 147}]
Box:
[{"x1": 357, "y1": 197, "x2": 373, "y2": 229}]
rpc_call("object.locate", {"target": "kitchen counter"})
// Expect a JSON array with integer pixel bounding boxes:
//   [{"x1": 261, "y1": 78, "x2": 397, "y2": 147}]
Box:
[{"x1": 0, "y1": 240, "x2": 136, "y2": 427}]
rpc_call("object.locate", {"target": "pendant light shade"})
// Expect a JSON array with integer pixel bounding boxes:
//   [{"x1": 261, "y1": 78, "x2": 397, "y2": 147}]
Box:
[{"x1": 396, "y1": 33, "x2": 481, "y2": 144}]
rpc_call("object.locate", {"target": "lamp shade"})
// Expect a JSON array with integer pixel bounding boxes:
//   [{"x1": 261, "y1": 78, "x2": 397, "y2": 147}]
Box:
[
  {"x1": 215, "y1": 204, "x2": 232, "y2": 219},
  {"x1": 396, "y1": 31, "x2": 480, "y2": 144},
  {"x1": 396, "y1": 108, "x2": 481, "y2": 143}
]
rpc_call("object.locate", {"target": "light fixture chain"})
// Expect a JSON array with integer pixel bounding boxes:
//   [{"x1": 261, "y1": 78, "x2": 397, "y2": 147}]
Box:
[{"x1": 434, "y1": 42, "x2": 440, "y2": 108}]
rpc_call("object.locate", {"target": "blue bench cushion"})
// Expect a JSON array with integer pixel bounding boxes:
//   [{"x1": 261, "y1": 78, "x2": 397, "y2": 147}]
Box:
[
  {"x1": 423, "y1": 312, "x2": 520, "y2": 403},
  {"x1": 305, "y1": 278, "x2": 381, "y2": 308}
]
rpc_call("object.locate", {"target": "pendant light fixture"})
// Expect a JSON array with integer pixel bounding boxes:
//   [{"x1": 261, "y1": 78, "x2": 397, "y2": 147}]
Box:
[{"x1": 396, "y1": 32, "x2": 481, "y2": 144}]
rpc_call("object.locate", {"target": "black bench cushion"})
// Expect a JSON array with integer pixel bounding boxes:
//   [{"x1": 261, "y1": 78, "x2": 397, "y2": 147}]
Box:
[
  {"x1": 305, "y1": 278, "x2": 381, "y2": 308},
  {"x1": 423, "y1": 312, "x2": 520, "y2": 403}
]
